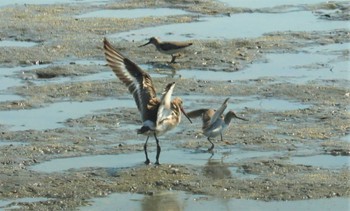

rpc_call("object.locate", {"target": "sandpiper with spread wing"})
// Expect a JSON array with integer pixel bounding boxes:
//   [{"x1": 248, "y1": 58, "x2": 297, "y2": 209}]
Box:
[
  {"x1": 187, "y1": 98, "x2": 247, "y2": 152},
  {"x1": 103, "y1": 38, "x2": 192, "y2": 165}
]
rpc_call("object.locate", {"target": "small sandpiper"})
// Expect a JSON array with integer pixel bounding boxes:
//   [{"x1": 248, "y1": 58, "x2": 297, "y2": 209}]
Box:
[
  {"x1": 187, "y1": 98, "x2": 247, "y2": 152},
  {"x1": 139, "y1": 37, "x2": 193, "y2": 63},
  {"x1": 103, "y1": 38, "x2": 192, "y2": 165}
]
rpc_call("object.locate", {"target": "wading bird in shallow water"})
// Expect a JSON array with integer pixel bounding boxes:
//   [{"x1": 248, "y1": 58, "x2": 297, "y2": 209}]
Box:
[
  {"x1": 187, "y1": 98, "x2": 247, "y2": 153},
  {"x1": 103, "y1": 38, "x2": 192, "y2": 165},
  {"x1": 139, "y1": 37, "x2": 193, "y2": 63}
]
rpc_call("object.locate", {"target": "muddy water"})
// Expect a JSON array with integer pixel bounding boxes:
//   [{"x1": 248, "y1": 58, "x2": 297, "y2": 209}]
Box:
[
  {"x1": 0, "y1": 0, "x2": 349, "y2": 210},
  {"x1": 81, "y1": 191, "x2": 350, "y2": 211},
  {"x1": 112, "y1": 9, "x2": 348, "y2": 41},
  {"x1": 219, "y1": 0, "x2": 350, "y2": 9}
]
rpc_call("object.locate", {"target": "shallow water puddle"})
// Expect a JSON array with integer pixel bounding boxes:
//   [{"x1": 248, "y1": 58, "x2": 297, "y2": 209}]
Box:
[
  {"x1": 0, "y1": 66, "x2": 28, "y2": 101},
  {"x1": 0, "y1": 141, "x2": 27, "y2": 147},
  {"x1": 0, "y1": 64, "x2": 51, "y2": 104},
  {"x1": 0, "y1": 64, "x2": 50, "y2": 90},
  {"x1": 182, "y1": 95, "x2": 309, "y2": 111},
  {"x1": 251, "y1": 53, "x2": 337, "y2": 81},
  {"x1": 0, "y1": 76, "x2": 22, "y2": 91},
  {"x1": 31, "y1": 152, "x2": 145, "y2": 173},
  {"x1": 31, "y1": 148, "x2": 279, "y2": 173},
  {"x1": 0, "y1": 66, "x2": 22, "y2": 84},
  {"x1": 178, "y1": 43, "x2": 349, "y2": 83},
  {"x1": 76, "y1": 8, "x2": 190, "y2": 19},
  {"x1": 0, "y1": 98, "x2": 134, "y2": 131},
  {"x1": 113, "y1": 10, "x2": 347, "y2": 41},
  {"x1": 253, "y1": 43, "x2": 349, "y2": 82},
  {"x1": 0, "y1": 94, "x2": 23, "y2": 102},
  {"x1": 67, "y1": 58, "x2": 106, "y2": 66},
  {"x1": 219, "y1": 0, "x2": 349, "y2": 9},
  {"x1": 80, "y1": 191, "x2": 349, "y2": 211},
  {"x1": 234, "y1": 99, "x2": 309, "y2": 111},
  {"x1": 0, "y1": 40, "x2": 38, "y2": 47},
  {"x1": 31, "y1": 71, "x2": 115, "y2": 85},
  {"x1": 307, "y1": 42, "x2": 350, "y2": 54},
  {"x1": 29, "y1": 63, "x2": 150, "y2": 85},
  {"x1": 0, "y1": 197, "x2": 50, "y2": 209},
  {"x1": 177, "y1": 69, "x2": 238, "y2": 81},
  {"x1": 0, "y1": 0, "x2": 108, "y2": 7},
  {"x1": 290, "y1": 154, "x2": 350, "y2": 169},
  {"x1": 340, "y1": 134, "x2": 350, "y2": 143},
  {"x1": 0, "y1": 64, "x2": 51, "y2": 77},
  {"x1": 88, "y1": 63, "x2": 149, "y2": 79}
]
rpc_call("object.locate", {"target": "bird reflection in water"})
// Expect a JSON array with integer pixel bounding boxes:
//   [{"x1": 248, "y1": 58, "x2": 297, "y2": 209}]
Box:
[{"x1": 142, "y1": 192, "x2": 181, "y2": 211}]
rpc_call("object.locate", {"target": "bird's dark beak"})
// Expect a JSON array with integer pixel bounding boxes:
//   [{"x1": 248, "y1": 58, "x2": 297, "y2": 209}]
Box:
[
  {"x1": 180, "y1": 107, "x2": 192, "y2": 123},
  {"x1": 139, "y1": 41, "x2": 151, "y2": 47},
  {"x1": 235, "y1": 114, "x2": 248, "y2": 121}
]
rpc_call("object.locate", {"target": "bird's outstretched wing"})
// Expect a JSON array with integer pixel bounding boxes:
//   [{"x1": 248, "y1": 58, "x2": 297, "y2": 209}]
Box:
[
  {"x1": 210, "y1": 98, "x2": 229, "y2": 126},
  {"x1": 103, "y1": 38, "x2": 158, "y2": 122},
  {"x1": 187, "y1": 108, "x2": 213, "y2": 130},
  {"x1": 156, "y1": 82, "x2": 176, "y2": 126}
]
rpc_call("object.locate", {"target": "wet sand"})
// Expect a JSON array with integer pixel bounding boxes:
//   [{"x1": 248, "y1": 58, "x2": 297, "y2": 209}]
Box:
[{"x1": 0, "y1": 0, "x2": 349, "y2": 210}]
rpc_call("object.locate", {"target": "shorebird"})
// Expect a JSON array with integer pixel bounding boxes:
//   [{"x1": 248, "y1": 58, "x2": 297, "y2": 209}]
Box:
[
  {"x1": 187, "y1": 98, "x2": 247, "y2": 152},
  {"x1": 103, "y1": 38, "x2": 192, "y2": 165},
  {"x1": 139, "y1": 37, "x2": 193, "y2": 63}
]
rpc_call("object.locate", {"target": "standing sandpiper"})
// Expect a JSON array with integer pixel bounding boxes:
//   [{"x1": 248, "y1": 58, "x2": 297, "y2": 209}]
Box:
[{"x1": 139, "y1": 37, "x2": 193, "y2": 63}]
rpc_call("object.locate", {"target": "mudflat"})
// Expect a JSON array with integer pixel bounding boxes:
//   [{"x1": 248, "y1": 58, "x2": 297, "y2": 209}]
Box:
[{"x1": 0, "y1": 1, "x2": 349, "y2": 210}]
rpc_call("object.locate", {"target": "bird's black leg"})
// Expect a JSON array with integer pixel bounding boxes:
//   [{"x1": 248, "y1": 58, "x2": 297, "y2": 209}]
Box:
[
  {"x1": 170, "y1": 55, "x2": 176, "y2": 63},
  {"x1": 207, "y1": 137, "x2": 214, "y2": 153},
  {"x1": 154, "y1": 134, "x2": 161, "y2": 165},
  {"x1": 220, "y1": 133, "x2": 224, "y2": 142},
  {"x1": 144, "y1": 136, "x2": 150, "y2": 165}
]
